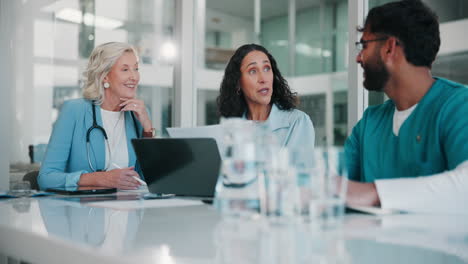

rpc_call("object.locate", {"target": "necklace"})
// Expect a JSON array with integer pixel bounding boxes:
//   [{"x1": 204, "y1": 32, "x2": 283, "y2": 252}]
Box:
[
  {"x1": 109, "y1": 111, "x2": 124, "y2": 152},
  {"x1": 101, "y1": 110, "x2": 125, "y2": 162},
  {"x1": 112, "y1": 111, "x2": 124, "y2": 133}
]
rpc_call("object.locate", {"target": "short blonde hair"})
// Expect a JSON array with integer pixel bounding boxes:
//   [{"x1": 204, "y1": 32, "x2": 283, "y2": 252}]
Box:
[{"x1": 82, "y1": 42, "x2": 139, "y2": 104}]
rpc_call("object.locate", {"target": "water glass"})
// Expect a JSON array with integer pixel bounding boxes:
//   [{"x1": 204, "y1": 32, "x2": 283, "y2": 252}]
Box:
[
  {"x1": 262, "y1": 147, "x2": 299, "y2": 220},
  {"x1": 288, "y1": 147, "x2": 315, "y2": 217},
  {"x1": 9, "y1": 180, "x2": 32, "y2": 197},
  {"x1": 214, "y1": 118, "x2": 262, "y2": 218},
  {"x1": 306, "y1": 147, "x2": 348, "y2": 229}
]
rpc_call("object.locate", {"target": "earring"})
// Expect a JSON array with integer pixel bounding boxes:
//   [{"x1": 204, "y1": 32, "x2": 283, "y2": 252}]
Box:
[
  {"x1": 103, "y1": 82, "x2": 110, "y2": 89},
  {"x1": 236, "y1": 88, "x2": 241, "y2": 95}
]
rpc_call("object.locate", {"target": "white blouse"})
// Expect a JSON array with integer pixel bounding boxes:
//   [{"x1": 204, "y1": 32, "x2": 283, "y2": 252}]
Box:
[{"x1": 101, "y1": 109, "x2": 129, "y2": 170}]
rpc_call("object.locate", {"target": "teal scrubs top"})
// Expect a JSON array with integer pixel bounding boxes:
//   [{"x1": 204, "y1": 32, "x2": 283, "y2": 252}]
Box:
[
  {"x1": 345, "y1": 78, "x2": 468, "y2": 182},
  {"x1": 38, "y1": 99, "x2": 144, "y2": 190},
  {"x1": 243, "y1": 103, "x2": 315, "y2": 150}
]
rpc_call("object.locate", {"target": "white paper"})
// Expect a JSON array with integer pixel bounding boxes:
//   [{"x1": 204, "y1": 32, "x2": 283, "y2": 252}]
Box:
[
  {"x1": 347, "y1": 204, "x2": 406, "y2": 215},
  {"x1": 166, "y1": 125, "x2": 224, "y2": 155},
  {"x1": 87, "y1": 198, "x2": 204, "y2": 211},
  {"x1": 117, "y1": 186, "x2": 149, "y2": 194}
]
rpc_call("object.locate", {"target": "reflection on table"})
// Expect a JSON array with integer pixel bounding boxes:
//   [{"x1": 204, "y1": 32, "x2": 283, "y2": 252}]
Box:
[
  {"x1": 0, "y1": 196, "x2": 467, "y2": 264},
  {"x1": 38, "y1": 198, "x2": 143, "y2": 252}
]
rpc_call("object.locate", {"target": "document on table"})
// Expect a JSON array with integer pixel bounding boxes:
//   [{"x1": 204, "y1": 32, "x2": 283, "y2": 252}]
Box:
[
  {"x1": 166, "y1": 125, "x2": 224, "y2": 155},
  {"x1": 87, "y1": 198, "x2": 204, "y2": 211},
  {"x1": 346, "y1": 205, "x2": 406, "y2": 215}
]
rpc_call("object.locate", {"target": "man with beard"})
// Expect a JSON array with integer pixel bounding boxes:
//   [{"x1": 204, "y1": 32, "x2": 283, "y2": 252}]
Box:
[{"x1": 344, "y1": 0, "x2": 468, "y2": 213}]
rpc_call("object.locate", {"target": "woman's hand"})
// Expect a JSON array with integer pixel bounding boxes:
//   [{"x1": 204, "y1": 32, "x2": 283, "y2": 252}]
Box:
[
  {"x1": 79, "y1": 167, "x2": 141, "y2": 189},
  {"x1": 119, "y1": 98, "x2": 153, "y2": 132},
  {"x1": 102, "y1": 167, "x2": 141, "y2": 190}
]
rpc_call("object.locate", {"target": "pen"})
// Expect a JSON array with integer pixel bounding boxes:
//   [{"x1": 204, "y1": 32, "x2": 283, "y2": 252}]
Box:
[
  {"x1": 112, "y1": 163, "x2": 147, "y2": 186},
  {"x1": 132, "y1": 176, "x2": 147, "y2": 186}
]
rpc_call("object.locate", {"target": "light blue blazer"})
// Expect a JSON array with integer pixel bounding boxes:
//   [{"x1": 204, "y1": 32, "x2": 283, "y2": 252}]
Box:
[
  {"x1": 38, "y1": 99, "x2": 144, "y2": 190},
  {"x1": 243, "y1": 103, "x2": 315, "y2": 150}
]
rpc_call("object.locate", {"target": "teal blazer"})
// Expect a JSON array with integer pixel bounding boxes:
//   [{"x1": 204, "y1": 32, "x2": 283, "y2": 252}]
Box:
[{"x1": 38, "y1": 99, "x2": 144, "y2": 190}]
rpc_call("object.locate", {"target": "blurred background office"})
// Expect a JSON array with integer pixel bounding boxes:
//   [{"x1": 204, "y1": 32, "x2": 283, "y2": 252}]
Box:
[{"x1": 1, "y1": 0, "x2": 467, "y2": 190}]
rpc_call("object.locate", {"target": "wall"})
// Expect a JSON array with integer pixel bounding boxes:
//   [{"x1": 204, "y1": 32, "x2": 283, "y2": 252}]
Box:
[{"x1": 0, "y1": 1, "x2": 15, "y2": 190}]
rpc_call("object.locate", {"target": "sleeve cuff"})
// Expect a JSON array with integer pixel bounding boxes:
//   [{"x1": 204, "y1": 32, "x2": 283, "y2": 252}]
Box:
[
  {"x1": 375, "y1": 177, "x2": 427, "y2": 212},
  {"x1": 375, "y1": 178, "x2": 412, "y2": 210},
  {"x1": 65, "y1": 170, "x2": 88, "y2": 188}
]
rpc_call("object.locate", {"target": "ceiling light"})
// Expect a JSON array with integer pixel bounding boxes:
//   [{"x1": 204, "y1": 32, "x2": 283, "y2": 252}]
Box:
[
  {"x1": 55, "y1": 8, "x2": 123, "y2": 30},
  {"x1": 160, "y1": 41, "x2": 177, "y2": 62}
]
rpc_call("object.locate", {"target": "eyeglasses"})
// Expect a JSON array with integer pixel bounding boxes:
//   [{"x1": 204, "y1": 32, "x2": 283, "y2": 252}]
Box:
[{"x1": 355, "y1": 37, "x2": 389, "y2": 51}]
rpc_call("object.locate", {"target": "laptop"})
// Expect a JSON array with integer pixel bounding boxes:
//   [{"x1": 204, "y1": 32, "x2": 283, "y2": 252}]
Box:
[
  {"x1": 131, "y1": 138, "x2": 221, "y2": 198},
  {"x1": 166, "y1": 125, "x2": 224, "y2": 155}
]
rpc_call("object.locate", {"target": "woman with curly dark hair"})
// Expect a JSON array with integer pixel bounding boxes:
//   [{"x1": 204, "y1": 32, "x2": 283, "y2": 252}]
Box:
[{"x1": 216, "y1": 43, "x2": 315, "y2": 149}]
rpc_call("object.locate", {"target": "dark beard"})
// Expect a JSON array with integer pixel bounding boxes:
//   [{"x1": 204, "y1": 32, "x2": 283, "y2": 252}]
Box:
[{"x1": 362, "y1": 57, "x2": 389, "y2": 92}]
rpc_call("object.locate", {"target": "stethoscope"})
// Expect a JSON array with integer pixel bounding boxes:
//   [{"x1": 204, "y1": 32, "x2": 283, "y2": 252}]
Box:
[{"x1": 86, "y1": 101, "x2": 140, "y2": 172}]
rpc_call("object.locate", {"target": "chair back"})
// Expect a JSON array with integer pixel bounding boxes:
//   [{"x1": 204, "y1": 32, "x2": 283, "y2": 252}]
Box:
[{"x1": 23, "y1": 170, "x2": 40, "y2": 190}]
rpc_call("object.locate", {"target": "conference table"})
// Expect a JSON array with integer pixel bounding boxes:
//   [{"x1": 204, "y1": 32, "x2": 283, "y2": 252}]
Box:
[{"x1": 0, "y1": 190, "x2": 467, "y2": 264}]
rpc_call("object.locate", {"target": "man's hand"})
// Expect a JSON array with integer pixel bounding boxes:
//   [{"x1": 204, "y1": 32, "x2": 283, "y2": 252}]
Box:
[{"x1": 346, "y1": 180, "x2": 381, "y2": 207}]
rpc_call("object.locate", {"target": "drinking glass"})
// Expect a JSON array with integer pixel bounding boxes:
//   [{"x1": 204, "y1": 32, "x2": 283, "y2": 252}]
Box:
[
  {"x1": 262, "y1": 146, "x2": 298, "y2": 220},
  {"x1": 287, "y1": 146, "x2": 315, "y2": 218},
  {"x1": 214, "y1": 118, "x2": 262, "y2": 218},
  {"x1": 307, "y1": 147, "x2": 348, "y2": 229},
  {"x1": 9, "y1": 180, "x2": 32, "y2": 197}
]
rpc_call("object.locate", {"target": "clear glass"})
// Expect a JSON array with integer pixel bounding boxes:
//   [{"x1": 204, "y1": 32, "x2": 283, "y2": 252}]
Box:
[
  {"x1": 203, "y1": 0, "x2": 256, "y2": 70},
  {"x1": 294, "y1": 0, "x2": 349, "y2": 147},
  {"x1": 288, "y1": 147, "x2": 315, "y2": 218},
  {"x1": 9, "y1": 180, "x2": 32, "y2": 197},
  {"x1": 214, "y1": 118, "x2": 263, "y2": 218},
  {"x1": 263, "y1": 147, "x2": 298, "y2": 220},
  {"x1": 307, "y1": 147, "x2": 348, "y2": 229}
]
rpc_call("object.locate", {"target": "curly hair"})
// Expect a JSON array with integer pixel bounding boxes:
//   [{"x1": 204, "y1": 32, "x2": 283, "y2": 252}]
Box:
[
  {"x1": 360, "y1": 0, "x2": 440, "y2": 68},
  {"x1": 216, "y1": 44, "x2": 297, "y2": 117}
]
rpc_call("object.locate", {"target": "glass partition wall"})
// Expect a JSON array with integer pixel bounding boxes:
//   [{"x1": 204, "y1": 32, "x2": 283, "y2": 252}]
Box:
[{"x1": 368, "y1": 0, "x2": 468, "y2": 106}]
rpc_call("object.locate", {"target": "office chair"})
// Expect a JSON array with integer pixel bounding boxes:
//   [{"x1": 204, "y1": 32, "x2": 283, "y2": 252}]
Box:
[{"x1": 23, "y1": 170, "x2": 40, "y2": 190}]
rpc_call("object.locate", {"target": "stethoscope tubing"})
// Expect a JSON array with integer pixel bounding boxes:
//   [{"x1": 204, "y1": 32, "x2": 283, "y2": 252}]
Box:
[{"x1": 86, "y1": 101, "x2": 140, "y2": 172}]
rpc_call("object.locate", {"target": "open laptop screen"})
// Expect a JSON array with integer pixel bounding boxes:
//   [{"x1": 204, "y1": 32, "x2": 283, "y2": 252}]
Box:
[{"x1": 131, "y1": 138, "x2": 221, "y2": 197}]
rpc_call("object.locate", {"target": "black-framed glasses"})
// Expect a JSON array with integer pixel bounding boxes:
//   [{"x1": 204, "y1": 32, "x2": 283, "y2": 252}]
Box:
[{"x1": 355, "y1": 37, "x2": 389, "y2": 51}]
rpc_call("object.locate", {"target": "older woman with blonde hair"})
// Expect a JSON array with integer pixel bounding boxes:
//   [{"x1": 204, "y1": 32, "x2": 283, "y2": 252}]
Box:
[{"x1": 38, "y1": 42, "x2": 154, "y2": 190}]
